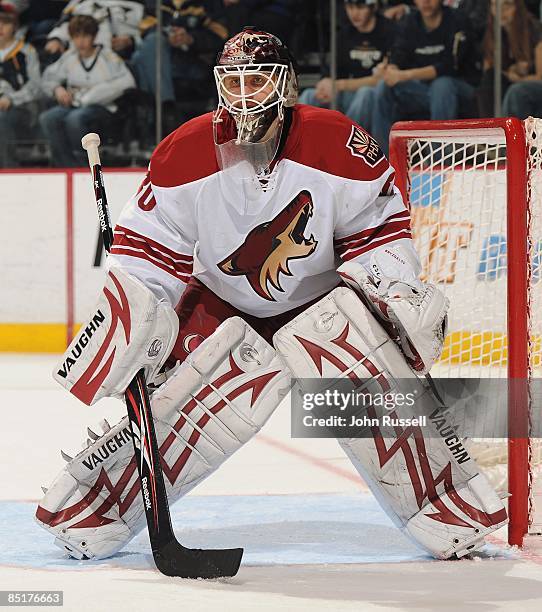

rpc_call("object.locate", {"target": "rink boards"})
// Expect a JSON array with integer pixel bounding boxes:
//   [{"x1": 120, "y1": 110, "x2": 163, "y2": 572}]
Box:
[
  {"x1": 0, "y1": 169, "x2": 145, "y2": 351},
  {"x1": 0, "y1": 166, "x2": 540, "y2": 359}
]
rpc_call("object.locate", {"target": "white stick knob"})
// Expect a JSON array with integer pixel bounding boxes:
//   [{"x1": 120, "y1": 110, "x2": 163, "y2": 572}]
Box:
[{"x1": 81, "y1": 133, "x2": 101, "y2": 167}]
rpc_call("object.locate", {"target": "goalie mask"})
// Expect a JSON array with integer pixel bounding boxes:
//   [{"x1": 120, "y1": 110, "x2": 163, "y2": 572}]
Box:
[{"x1": 213, "y1": 27, "x2": 298, "y2": 178}]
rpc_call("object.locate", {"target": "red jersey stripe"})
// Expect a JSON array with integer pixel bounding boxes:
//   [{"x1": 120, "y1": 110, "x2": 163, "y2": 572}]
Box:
[
  {"x1": 335, "y1": 218, "x2": 411, "y2": 256},
  {"x1": 340, "y1": 230, "x2": 413, "y2": 261},
  {"x1": 113, "y1": 233, "x2": 193, "y2": 274},
  {"x1": 112, "y1": 236, "x2": 193, "y2": 277},
  {"x1": 110, "y1": 246, "x2": 191, "y2": 283},
  {"x1": 334, "y1": 210, "x2": 410, "y2": 247},
  {"x1": 114, "y1": 225, "x2": 193, "y2": 263}
]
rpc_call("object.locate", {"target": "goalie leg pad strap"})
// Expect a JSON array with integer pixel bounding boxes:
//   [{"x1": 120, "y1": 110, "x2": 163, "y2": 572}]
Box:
[
  {"x1": 273, "y1": 287, "x2": 507, "y2": 559},
  {"x1": 37, "y1": 317, "x2": 290, "y2": 560}
]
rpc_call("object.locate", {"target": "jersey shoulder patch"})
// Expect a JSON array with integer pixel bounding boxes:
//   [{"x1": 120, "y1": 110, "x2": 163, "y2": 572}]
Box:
[
  {"x1": 150, "y1": 112, "x2": 219, "y2": 188},
  {"x1": 345, "y1": 124, "x2": 385, "y2": 168},
  {"x1": 285, "y1": 105, "x2": 388, "y2": 181}
]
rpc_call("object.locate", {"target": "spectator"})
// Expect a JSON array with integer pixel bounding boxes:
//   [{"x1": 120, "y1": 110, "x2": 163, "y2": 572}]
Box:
[
  {"x1": 45, "y1": 1, "x2": 144, "y2": 60},
  {"x1": 477, "y1": 0, "x2": 542, "y2": 119},
  {"x1": 204, "y1": 1, "x2": 245, "y2": 37},
  {"x1": 132, "y1": 1, "x2": 227, "y2": 121},
  {"x1": 379, "y1": 0, "x2": 413, "y2": 20},
  {"x1": 456, "y1": 0, "x2": 488, "y2": 79},
  {"x1": 371, "y1": 0, "x2": 477, "y2": 153},
  {"x1": 299, "y1": 0, "x2": 395, "y2": 133},
  {"x1": 40, "y1": 14, "x2": 135, "y2": 167},
  {"x1": 0, "y1": 8, "x2": 40, "y2": 167}
]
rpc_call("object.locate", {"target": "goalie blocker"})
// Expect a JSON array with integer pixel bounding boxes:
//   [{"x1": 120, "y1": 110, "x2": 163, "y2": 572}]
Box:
[{"x1": 53, "y1": 266, "x2": 179, "y2": 405}]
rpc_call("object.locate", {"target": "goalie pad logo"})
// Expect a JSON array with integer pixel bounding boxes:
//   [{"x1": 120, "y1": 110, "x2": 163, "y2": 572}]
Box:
[
  {"x1": 181, "y1": 333, "x2": 205, "y2": 354},
  {"x1": 239, "y1": 343, "x2": 261, "y2": 364},
  {"x1": 147, "y1": 338, "x2": 163, "y2": 358},
  {"x1": 346, "y1": 126, "x2": 385, "y2": 168},
  {"x1": 313, "y1": 311, "x2": 339, "y2": 333}
]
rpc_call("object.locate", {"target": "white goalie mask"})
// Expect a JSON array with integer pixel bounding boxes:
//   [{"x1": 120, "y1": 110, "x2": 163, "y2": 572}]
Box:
[{"x1": 213, "y1": 28, "x2": 298, "y2": 179}]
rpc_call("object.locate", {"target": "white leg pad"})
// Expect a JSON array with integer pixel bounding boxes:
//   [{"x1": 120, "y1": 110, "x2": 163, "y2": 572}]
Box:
[
  {"x1": 36, "y1": 317, "x2": 290, "y2": 560},
  {"x1": 274, "y1": 288, "x2": 507, "y2": 559}
]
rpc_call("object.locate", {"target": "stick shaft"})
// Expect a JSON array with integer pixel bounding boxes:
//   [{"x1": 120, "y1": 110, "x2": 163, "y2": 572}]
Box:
[
  {"x1": 80, "y1": 133, "x2": 243, "y2": 578},
  {"x1": 82, "y1": 136, "x2": 176, "y2": 553},
  {"x1": 90, "y1": 162, "x2": 113, "y2": 252}
]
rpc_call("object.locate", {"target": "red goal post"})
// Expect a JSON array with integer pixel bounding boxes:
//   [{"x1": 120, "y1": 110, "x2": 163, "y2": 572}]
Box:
[{"x1": 389, "y1": 118, "x2": 541, "y2": 547}]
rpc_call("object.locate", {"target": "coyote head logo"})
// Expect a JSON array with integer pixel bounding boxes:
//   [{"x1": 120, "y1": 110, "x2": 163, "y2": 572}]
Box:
[{"x1": 218, "y1": 190, "x2": 318, "y2": 301}]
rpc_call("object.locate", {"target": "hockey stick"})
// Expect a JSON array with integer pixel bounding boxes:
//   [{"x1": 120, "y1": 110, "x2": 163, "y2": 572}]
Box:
[{"x1": 81, "y1": 133, "x2": 243, "y2": 579}]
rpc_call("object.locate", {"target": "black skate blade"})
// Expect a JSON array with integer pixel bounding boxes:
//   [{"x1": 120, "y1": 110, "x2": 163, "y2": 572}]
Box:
[{"x1": 153, "y1": 542, "x2": 243, "y2": 579}]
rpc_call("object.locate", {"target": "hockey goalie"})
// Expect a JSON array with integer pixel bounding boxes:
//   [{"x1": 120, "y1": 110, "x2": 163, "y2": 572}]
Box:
[{"x1": 36, "y1": 27, "x2": 507, "y2": 563}]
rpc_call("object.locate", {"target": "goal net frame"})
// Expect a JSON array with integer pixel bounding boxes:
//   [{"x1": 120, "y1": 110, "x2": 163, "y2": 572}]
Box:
[{"x1": 389, "y1": 117, "x2": 536, "y2": 547}]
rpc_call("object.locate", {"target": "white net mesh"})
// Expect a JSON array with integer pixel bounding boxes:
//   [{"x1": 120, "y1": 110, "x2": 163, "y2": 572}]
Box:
[
  {"x1": 393, "y1": 119, "x2": 542, "y2": 536},
  {"x1": 526, "y1": 117, "x2": 542, "y2": 534}
]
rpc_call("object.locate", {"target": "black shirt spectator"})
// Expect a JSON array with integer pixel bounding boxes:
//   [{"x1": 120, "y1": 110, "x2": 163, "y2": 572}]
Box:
[
  {"x1": 457, "y1": 0, "x2": 489, "y2": 40},
  {"x1": 338, "y1": 12, "x2": 396, "y2": 79},
  {"x1": 372, "y1": 0, "x2": 477, "y2": 154},
  {"x1": 132, "y1": 0, "x2": 227, "y2": 133},
  {"x1": 391, "y1": 5, "x2": 478, "y2": 85},
  {"x1": 22, "y1": 0, "x2": 65, "y2": 23},
  {"x1": 214, "y1": 0, "x2": 298, "y2": 45},
  {"x1": 299, "y1": 1, "x2": 395, "y2": 133},
  {"x1": 20, "y1": 1, "x2": 67, "y2": 64}
]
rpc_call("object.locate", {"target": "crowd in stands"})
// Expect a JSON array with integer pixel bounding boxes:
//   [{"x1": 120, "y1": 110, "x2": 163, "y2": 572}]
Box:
[{"x1": 0, "y1": 0, "x2": 542, "y2": 168}]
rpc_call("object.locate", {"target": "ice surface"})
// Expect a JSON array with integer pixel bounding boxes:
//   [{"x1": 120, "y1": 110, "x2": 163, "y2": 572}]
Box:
[{"x1": 1, "y1": 355, "x2": 541, "y2": 612}]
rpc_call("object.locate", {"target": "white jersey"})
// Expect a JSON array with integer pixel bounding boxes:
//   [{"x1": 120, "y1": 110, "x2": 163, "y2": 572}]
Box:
[
  {"x1": 109, "y1": 105, "x2": 413, "y2": 318},
  {"x1": 47, "y1": 1, "x2": 144, "y2": 50},
  {"x1": 41, "y1": 45, "x2": 135, "y2": 112}
]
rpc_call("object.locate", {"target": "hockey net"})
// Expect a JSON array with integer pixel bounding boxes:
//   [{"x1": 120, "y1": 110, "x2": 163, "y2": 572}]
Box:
[{"x1": 389, "y1": 118, "x2": 542, "y2": 546}]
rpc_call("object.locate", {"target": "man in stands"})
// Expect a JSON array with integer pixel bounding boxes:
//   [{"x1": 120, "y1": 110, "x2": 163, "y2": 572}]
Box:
[
  {"x1": 20, "y1": 1, "x2": 68, "y2": 60},
  {"x1": 40, "y1": 14, "x2": 135, "y2": 167},
  {"x1": 299, "y1": 0, "x2": 395, "y2": 133},
  {"x1": 131, "y1": 0, "x2": 227, "y2": 130},
  {"x1": 44, "y1": 0, "x2": 145, "y2": 60},
  {"x1": 0, "y1": 7, "x2": 40, "y2": 167},
  {"x1": 371, "y1": 0, "x2": 477, "y2": 153},
  {"x1": 37, "y1": 27, "x2": 507, "y2": 565}
]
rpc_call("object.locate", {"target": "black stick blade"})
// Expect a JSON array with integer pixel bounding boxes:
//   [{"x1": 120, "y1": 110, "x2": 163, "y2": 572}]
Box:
[{"x1": 153, "y1": 542, "x2": 244, "y2": 579}]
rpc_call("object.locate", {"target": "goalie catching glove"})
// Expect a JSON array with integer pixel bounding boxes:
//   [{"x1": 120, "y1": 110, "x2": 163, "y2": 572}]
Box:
[
  {"x1": 338, "y1": 244, "x2": 449, "y2": 375},
  {"x1": 53, "y1": 266, "x2": 179, "y2": 405}
]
